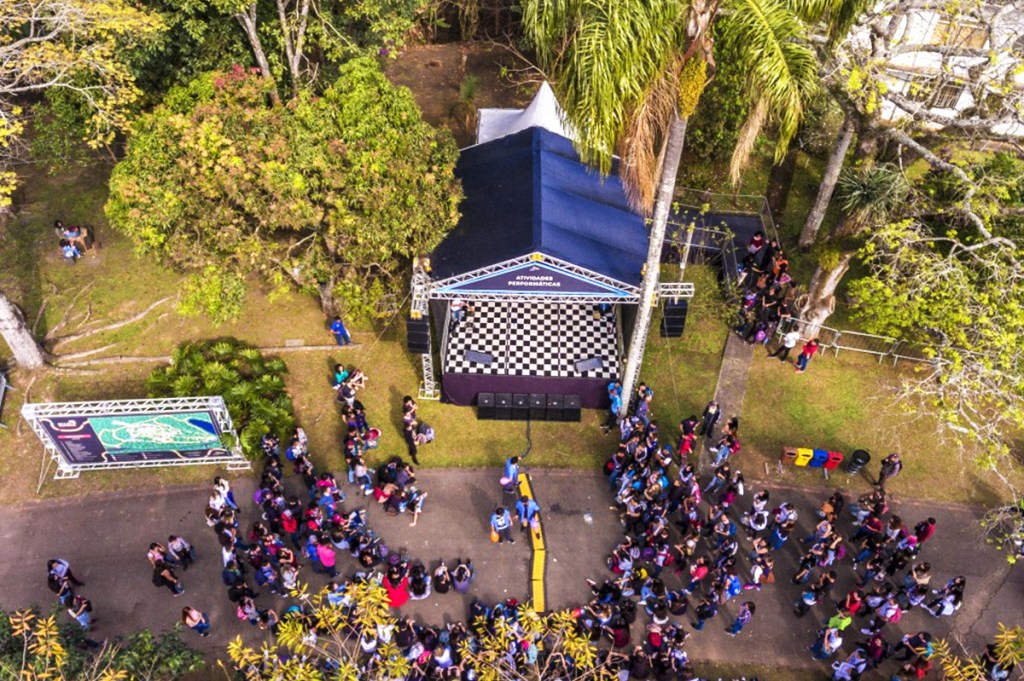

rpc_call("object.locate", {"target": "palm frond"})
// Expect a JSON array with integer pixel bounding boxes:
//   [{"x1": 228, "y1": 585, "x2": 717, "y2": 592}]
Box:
[
  {"x1": 721, "y1": 0, "x2": 819, "y2": 181},
  {"x1": 620, "y1": 61, "x2": 682, "y2": 213},
  {"x1": 523, "y1": 0, "x2": 689, "y2": 181},
  {"x1": 728, "y1": 98, "x2": 767, "y2": 185}
]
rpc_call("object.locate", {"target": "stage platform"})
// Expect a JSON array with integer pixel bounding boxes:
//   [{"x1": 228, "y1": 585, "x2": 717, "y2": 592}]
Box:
[{"x1": 443, "y1": 302, "x2": 619, "y2": 379}]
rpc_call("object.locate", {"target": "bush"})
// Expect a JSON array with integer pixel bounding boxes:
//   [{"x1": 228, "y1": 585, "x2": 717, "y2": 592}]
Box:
[{"x1": 146, "y1": 338, "x2": 295, "y2": 457}]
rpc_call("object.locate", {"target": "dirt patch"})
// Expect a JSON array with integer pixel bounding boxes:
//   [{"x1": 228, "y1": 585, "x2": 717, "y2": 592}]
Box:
[{"x1": 384, "y1": 43, "x2": 534, "y2": 147}]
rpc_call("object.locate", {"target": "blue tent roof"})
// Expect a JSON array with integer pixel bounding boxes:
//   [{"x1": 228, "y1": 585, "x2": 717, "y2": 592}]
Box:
[{"x1": 430, "y1": 127, "x2": 649, "y2": 289}]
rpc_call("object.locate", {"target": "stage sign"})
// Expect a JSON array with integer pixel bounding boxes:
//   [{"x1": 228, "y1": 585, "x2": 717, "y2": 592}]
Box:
[
  {"x1": 436, "y1": 261, "x2": 631, "y2": 297},
  {"x1": 22, "y1": 397, "x2": 250, "y2": 479}
]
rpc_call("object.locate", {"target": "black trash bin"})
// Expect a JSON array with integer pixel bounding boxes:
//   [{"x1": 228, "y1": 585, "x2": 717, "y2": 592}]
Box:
[{"x1": 845, "y1": 449, "x2": 871, "y2": 474}]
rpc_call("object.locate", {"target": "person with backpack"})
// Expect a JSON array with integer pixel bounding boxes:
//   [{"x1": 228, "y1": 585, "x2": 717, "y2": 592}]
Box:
[
  {"x1": 690, "y1": 595, "x2": 718, "y2": 631},
  {"x1": 152, "y1": 560, "x2": 184, "y2": 596},
  {"x1": 167, "y1": 535, "x2": 196, "y2": 571}
]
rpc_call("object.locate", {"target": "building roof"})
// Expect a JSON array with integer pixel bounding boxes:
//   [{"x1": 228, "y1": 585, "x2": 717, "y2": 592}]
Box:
[
  {"x1": 475, "y1": 82, "x2": 577, "y2": 145},
  {"x1": 429, "y1": 126, "x2": 649, "y2": 290}
]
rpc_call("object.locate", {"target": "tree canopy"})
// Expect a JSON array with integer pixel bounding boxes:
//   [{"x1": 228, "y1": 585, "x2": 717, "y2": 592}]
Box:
[
  {"x1": 105, "y1": 56, "x2": 461, "y2": 318},
  {"x1": 0, "y1": 609, "x2": 202, "y2": 681},
  {"x1": 0, "y1": 0, "x2": 164, "y2": 205},
  {"x1": 849, "y1": 152, "x2": 1024, "y2": 486}
]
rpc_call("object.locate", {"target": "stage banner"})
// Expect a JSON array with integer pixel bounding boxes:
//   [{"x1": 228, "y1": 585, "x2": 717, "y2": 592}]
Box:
[{"x1": 437, "y1": 261, "x2": 631, "y2": 297}]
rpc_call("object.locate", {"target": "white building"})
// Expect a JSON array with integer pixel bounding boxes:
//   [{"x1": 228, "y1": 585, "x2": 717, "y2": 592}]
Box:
[{"x1": 857, "y1": 2, "x2": 1024, "y2": 136}]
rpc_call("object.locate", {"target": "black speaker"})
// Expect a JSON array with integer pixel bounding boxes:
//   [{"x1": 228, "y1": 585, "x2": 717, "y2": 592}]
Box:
[
  {"x1": 495, "y1": 393, "x2": 512, "y2": 420},
  {"x1": 659, "y1": 299, "x2": 688, "y2": 338},
  {"x1": 407, "y1": 317, "x2": 430, "y2": 353},
  {"x1": 530, "y1": 393, "x2": 546, "y2": 420},
  {"x1": 512, "y1": 393, "x2": 530, "y2": 420},
  {"x1": 564, "y1": 394, "x2": 582, "y2": 422},
  {"x1": 477, "y1": 392, "x2": 495, "y2": 420},
  {"x1": 546, "y1": 394, "x2": 564, "y2": 421}
]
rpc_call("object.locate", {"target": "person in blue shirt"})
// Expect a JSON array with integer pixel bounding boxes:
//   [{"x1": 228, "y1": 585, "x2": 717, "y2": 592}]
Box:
[
  {"x1": 329, "y1": 316, "x2": 351, "y2": 346},
  {"x1": 501, "y1": 456, "x2": 520, "y2": 492},
  {"x1": 603, "y1": 381, "x2": 622, "y2": 433},
  {"x1": 490, "y1": 507, "x2": 514, "y2": 544},
  {"x1": 514, "y1": 494, "x2": 541, "y2": 533}
]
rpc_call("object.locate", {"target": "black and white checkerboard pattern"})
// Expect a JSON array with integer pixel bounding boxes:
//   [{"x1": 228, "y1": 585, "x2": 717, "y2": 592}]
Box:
[{"x1": 443, "y1": 301, "x2": 620, "y2": 378}]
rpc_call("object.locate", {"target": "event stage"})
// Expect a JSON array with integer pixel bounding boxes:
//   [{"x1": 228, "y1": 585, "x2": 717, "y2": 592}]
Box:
[{"x1": 443, "y1": 302, "x2": 619, "y2": 379}]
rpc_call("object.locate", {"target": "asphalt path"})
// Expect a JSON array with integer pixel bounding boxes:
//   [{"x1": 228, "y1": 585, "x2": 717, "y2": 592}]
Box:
[{"x1": 0, "y1": 468, "x2": 1019, "y2": 677}]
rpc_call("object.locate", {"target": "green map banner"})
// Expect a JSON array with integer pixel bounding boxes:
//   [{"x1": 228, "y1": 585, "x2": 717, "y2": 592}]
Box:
[{"x1": 37, "y1": 411, "x2": 227, "y2": 465}]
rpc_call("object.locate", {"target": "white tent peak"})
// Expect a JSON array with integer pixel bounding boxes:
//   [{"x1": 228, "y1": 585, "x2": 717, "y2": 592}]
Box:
[{"x1": 476, "y1": 82, "x2": 577, "y2": 145}]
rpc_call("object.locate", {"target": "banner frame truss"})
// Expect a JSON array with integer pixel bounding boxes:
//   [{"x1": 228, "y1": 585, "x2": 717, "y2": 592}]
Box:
[{"x1": 22, "y1": 396, "x2": 251, "y2": 482}]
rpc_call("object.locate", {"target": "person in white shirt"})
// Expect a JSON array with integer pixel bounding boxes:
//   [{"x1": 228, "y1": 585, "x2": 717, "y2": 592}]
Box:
[{"x1": 768, "y1": 329, "x2": 801, "y2": 363}]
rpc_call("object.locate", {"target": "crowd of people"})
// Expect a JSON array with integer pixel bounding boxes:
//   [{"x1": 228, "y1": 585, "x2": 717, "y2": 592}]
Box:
[
  {"x1": 37, "y1": 350, "x2": 1006, "y2": 681},
  {"x1": 577, "y1": 381, "x2": 984, "y2": 680}
]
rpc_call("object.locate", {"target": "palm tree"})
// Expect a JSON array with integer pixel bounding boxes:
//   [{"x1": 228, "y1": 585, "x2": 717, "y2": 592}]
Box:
[{"x1": 524, "y1": 0, "x2": 828, "y2": 414}]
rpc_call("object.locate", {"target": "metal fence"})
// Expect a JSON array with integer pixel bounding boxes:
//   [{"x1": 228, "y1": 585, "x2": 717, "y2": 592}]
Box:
[{"x1": 784, "y1": 317, "x2": 935, "y2": 366}]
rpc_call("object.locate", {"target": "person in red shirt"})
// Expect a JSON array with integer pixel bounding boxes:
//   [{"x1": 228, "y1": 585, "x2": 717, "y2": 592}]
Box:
[
  {"x1": 795, "y1": 338, "x2": 820, "y2": 374},
  {"x1": 914, "y1": 518, "x2": 937, "y2": 545}
]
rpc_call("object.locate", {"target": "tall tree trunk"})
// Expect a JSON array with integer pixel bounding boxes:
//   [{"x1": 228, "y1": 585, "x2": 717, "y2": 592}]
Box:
[
  {"x1": 317, "y1": 278, "x2": 336, "y2": 318},
  {"x1": 276, "y1": 0, "x2": 310, "y2": 97},
  {"x1": 235, "y1": 4, "x2": 282, "y2": 105},
  {"x1": 766, "y1": 142, "x2": 799, "y2": 226},
  {"x1": 619, "y1": 113, "x2": 688, "y2": 417},
  {"x1": 0, "y1": 290, "x2": 46, "y2": 369},
  {"x1": 797, "y1": 251, "x2": 853, "y2": 338},
  {"x1": 798, "y1": 115, "x2": 855, "y2": 250}
]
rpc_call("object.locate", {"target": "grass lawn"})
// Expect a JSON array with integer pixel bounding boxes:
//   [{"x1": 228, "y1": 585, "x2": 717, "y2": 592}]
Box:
[
  {"x1": 741, "y1": 349, "x2": 1022, "y2": 506},
  {"x1": 1, "y1": 109, "x2": 1017, "y2": 509}
]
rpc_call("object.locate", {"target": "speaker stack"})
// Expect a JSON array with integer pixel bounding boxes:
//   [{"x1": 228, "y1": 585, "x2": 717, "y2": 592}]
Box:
[
  {"x1": 406, "y1": 317, "x2": 431, "y2": 353},
  {"x1": 660, "y1": 299, "x2": 689, "y2": 338},
  {"x1": 473, "y1": 392, "x2": 583, "y2": 421}
]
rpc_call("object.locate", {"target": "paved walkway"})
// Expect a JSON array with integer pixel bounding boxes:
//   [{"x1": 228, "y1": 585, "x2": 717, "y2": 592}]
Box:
[
  {"x1": 1, "y1": 469, "x2": 1019, "y2": 676},
  {"x1": 711, "y1": 331, "x2": 755, "y2": 427}
]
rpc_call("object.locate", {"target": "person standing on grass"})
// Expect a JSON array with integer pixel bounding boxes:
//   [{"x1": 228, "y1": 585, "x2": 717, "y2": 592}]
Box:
[
  {"x1": 490, "y1": 507, "x2": 515, "y2": 544},
  {"x1": 329, "y1": 315, "x2": 351, "y2": 346},
  {"x1": 726, "y1": 601, "x2": 755, "y2": 636},
  {"x1": 768, "y1": 328, "x2": 800, "y2": 363},
  {"x1": 877, "y1": 452, "x2": 903, "y2": 489},
  {"x1": 182, "y1": 607, "x2": 211, "y2": 637},
  {"x1": 795, "y1": 338, "x2": 820, "y2": 373}
]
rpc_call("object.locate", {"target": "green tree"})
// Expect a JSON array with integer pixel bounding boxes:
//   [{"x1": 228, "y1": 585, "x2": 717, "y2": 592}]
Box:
[
  {"x1": 105, "y1": 57, "x2": 461, "y2": 318},
  {"x1": 0, "y1": 609, "x2": 203, "y2": 681},
  {"x1": 146, "y1": 338, "x2": 295, "y2": 456},
  {"x1": 523, "y1": 0, "x2": 826, "y2": 412},
  {"x1": 794, "y1": 0, "x2": 1024, "y2": 331}
]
